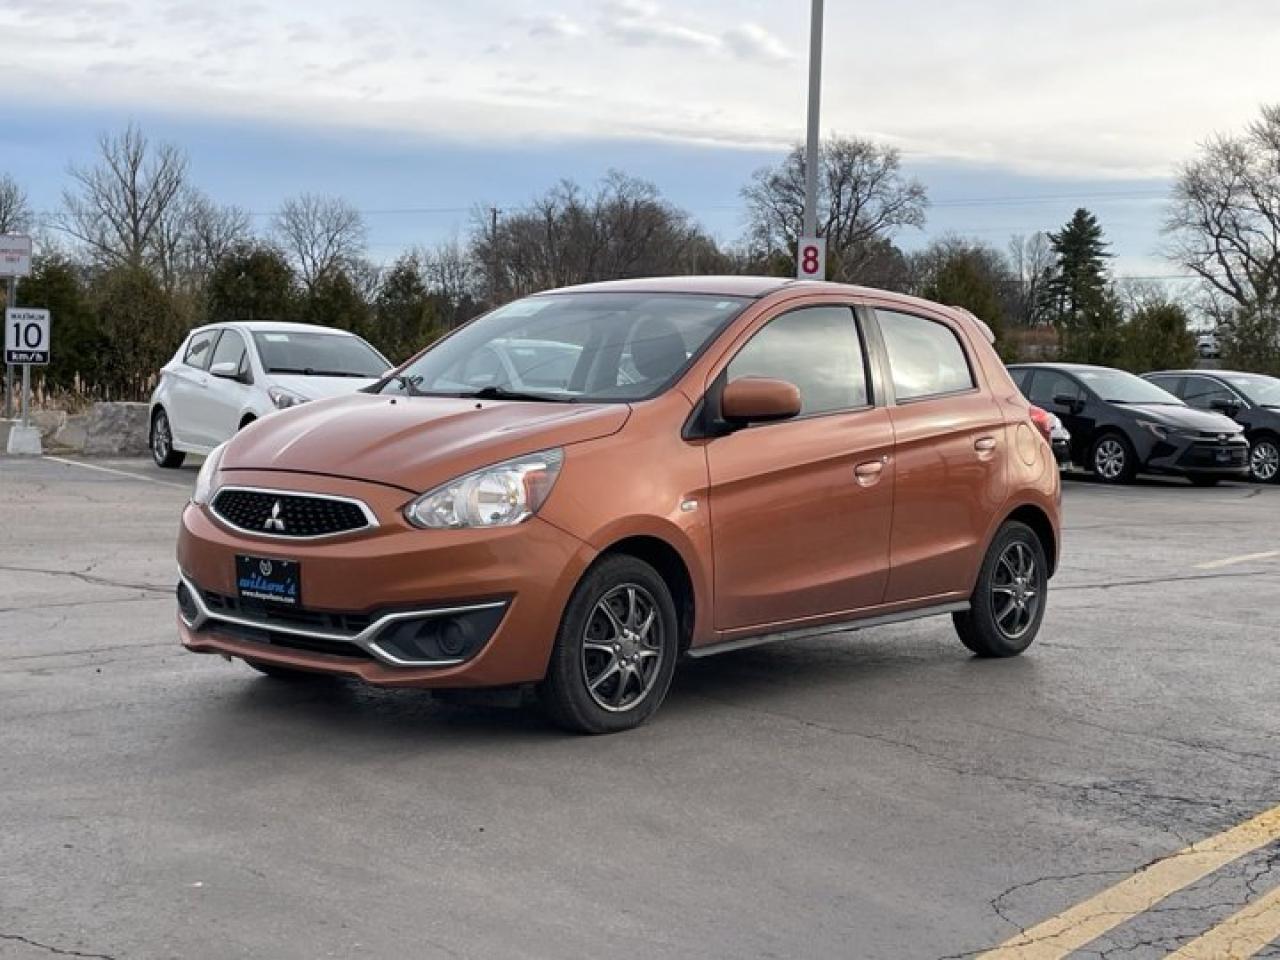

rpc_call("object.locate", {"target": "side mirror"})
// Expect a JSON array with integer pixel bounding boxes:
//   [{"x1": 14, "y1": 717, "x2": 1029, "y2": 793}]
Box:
[
  {"x1": 1210, "y1": 398, "x2": 1240, "y2": 416},
  {"x1": 210, "y1": 361, "x2": 246, "y2": 383},
  {"x1": 1052, "y1": 393, "x2": 1079, "y2": 412},
  {"x1": 721, "y1": 377, "x2": 802, "y2": 425}
]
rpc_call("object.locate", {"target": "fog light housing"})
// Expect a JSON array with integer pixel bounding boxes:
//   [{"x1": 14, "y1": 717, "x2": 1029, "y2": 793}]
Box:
[
  {"x1": 371, "y1": 604, "x2": 507, "y2": 665},
  {"x1": 176, "y1": 581, "x2": 199, "y2": 625}
]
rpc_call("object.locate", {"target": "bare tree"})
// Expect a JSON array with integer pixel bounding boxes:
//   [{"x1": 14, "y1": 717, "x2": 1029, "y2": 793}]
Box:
[
  {"x1": 273, "y1": 194, "x2": 366, "y2": 291},
  {"x1": 56, "y1": 124, "x2": 189, "y2": 272},
  {"x1": 184, "y1": 193, "x2": 251, "y2": 277},
  {"x1": 1165, "y1": 103, "x2": 1280, "y2": 313},
  {"x1": 0, "y1": 174, "x2": 33, "y2": 234},
  {"x1": 742, "y1": 135, "x2": 928, "y2": 281},
  {"x1": 471, "y1": 172, "x2": 715, "y2": 301},
  {"x1": 1007, "y1": 232, "x2": 1055, "y2": 325}
]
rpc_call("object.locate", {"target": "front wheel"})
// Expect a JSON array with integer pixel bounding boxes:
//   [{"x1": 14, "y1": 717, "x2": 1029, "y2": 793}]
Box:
[
  {"x1": 539, "y1": 555, "x2": 679, "y2": 734},
  {"x1": 953, "y1": 521, "x2": 1048, "y2": 658},
  {"x1": 1090, "y1": 433, "x2": 1136, "y2": 484},
  {"x1": 150, "y1": 409, "x2": 185, "y2": 469},
  {"x1": 1249, "y1": 436, "x2": 1280, "y2": 483}
]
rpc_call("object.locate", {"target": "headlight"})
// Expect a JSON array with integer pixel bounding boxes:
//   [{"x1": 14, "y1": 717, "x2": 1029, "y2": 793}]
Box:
[
  {"x1": 268, "y1": 386, "x2": 310, "y2": 410},
  {"x1": 404, "y1": 449, "x2": 564, "y2": 529},
  {"x1": 1136, "y1": 420, "x2": 1170, "y2": 440},
  {"x1": 192, "y1": 442, "x2": 228, "y2": 505}
]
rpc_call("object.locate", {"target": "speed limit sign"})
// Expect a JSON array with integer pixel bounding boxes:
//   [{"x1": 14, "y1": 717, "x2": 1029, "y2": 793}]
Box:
[
  {"x1": 5, "y1": 308, "x2": 51, "y2": 365},
  {"x1": 796, "y1": 236, "x2": 827, "y2": 280}
]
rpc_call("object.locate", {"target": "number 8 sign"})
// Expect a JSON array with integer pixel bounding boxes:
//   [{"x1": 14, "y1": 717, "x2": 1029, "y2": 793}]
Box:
[{"x1": 796, "y1": 236, "x2": 827, "y2": 280}]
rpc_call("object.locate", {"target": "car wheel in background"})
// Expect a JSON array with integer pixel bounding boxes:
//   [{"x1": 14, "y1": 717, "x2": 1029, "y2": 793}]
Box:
[
  {"x1": 540, "y1": 554, "x2": 679, "y2": 735},
  {"x1": 1090, "y1": 432, "x2": 1136, "y2": 484},
  {"x1": 953, "y1": 521, "x2": 1048, "y2": 658},
  {"x1": 150, "y1": 408, "x2": 186, "y2": 469},
  {"x1": 1249, "y1": 435, "x2": 1280, "y2": 483}
]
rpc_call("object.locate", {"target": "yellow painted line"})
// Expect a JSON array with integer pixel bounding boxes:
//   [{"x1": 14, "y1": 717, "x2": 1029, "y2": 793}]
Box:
[
  {"x1": 976, "y1": 803, "x2": 1280, "y2": 959},
  {"x1": 1164, "y1": 882, "x2": 1280, "y2": 959},
  {"x1": 1195, "y1": 550, "x2": 1280, "y2": 571},
  {"x1": 42, "y1": 455, "x2": 189, "y2": 490}
]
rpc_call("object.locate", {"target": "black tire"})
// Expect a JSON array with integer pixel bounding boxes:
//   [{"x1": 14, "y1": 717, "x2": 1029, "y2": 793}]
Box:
[
  {"x1": 539, "y1": 554, "x2": 680, "y2": 735},
  {"x1": 953, "y1": 521, "x2": 1048, "y2": 658},
  {"x1": 1188, "y1": 474, "x2": 1221, "y2": 487},
  {"x1": 245, "y1": 659, "x2": 322, "y2": 680},
  {"x1": 1089, "y1": 431, "x2": 1137, "y2": 484},
  {"x1": 1248, "y1": 434, "x2": 1280, "y2": 484},
  {"x1": 238, "y1": 416, "x2": 256, "y2": 432},
  {"x1": 150, "y1": 408, "x2": 186, "y2": 469}
]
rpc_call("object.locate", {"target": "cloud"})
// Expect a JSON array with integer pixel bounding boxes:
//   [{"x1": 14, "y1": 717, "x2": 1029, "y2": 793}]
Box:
[
  {"x1": 722, "y1": 24, "x2": 793, "y2": 64},
  {"x1": 523, "y1": 14, "x2": 584, "y2": 40}
]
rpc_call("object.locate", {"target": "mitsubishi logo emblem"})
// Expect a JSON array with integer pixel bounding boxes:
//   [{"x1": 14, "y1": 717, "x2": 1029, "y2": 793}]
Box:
[{"x1": 264, "y1": 500, "x2": 286, "y2": 532}]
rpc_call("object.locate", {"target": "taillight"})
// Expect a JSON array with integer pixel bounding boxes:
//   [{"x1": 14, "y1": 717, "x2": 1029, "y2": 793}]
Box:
[{"x1": 1028, "y1": 405, "x2": 1054, "y2": 443}]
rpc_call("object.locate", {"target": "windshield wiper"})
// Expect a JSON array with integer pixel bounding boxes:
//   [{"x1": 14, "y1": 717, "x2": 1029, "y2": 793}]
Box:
[
  {"x1": 461, "y1": 385, "x2": 573, "y2": 403},
  {"x1": 269, "y1": 367, "x2": 367, "y2": 377},
  {"x1": 390, "y1": 374, "x2": 426, "y2": 396}
]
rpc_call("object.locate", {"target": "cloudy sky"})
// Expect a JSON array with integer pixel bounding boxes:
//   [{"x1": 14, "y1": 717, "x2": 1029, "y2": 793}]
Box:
[{"x1": 3, "y1": 0, "x2": 1278, "y2": 272}]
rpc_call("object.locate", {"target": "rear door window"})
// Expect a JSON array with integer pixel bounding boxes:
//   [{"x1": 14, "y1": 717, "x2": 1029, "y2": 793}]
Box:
[
  {"x1": 876, "y1": 310, "x2": 975, "y2": 401},
  {"x1": 726, "y1": 306, "x2": 869, "y2": 416},
  {"x1": 183, "y1": 330, "x2": 221, "y2": 371}
]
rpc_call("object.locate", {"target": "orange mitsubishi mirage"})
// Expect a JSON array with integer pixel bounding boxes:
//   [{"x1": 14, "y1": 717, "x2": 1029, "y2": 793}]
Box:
[{"x1": 177, "y1": 277, "x2": 1061, "y2": 733}]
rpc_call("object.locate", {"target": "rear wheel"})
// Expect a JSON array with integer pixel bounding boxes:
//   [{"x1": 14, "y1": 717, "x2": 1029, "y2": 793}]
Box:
[
  {"x1": 953, "y1": 521, "x2": 1048, "y2": 658},
  {"x1": 1090, "y1": 432, "x2": 1136, "y2": 484},
  {"x1": 1249, "y1": 435, "x2": 1280, "y2": 483},
  {"x1": 150, "y1": 409, "x2": 185, "y2": 469},
  {"x1": 539, "y1": 555, "x2": 679, "y2": 735}
]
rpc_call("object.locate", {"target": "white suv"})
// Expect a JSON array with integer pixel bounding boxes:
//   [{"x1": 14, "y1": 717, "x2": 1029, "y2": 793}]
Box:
[{"x1": 148, "y1": 322, "x2": 391, "y2": 468}]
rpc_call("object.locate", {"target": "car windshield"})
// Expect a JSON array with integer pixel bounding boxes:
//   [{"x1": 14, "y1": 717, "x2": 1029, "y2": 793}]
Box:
[
  {"x1": 379, "y1": 292, "x2": 751, "y2": 402},
  {"x1": 1075, "y1": 368, "x2": 1184, "y2": 404},
  {"x1": 252, "y1": 331, "x2": 389, "y2": 378},
  {"x1": 1224, "y1": 373, "x2": 1280, "y2": 407}
]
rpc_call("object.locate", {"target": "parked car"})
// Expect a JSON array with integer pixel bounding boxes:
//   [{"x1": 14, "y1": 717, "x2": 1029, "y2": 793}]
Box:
[
  {"x1": 1196, "y1": 331, "x2": 1221, "y2": 359},
  {"x1": 176, "y1": 278, "x2": 1061, "y2": 734},
  {"x1": 1143, "y1": 370, "x2": 1280, "y2": 483},
  {"x1": 1007, "y1": 362, "x2": 1249, "y2": 485},
  {"x1": 149, "y1": 322, "x2": 391, "y2": 468}
]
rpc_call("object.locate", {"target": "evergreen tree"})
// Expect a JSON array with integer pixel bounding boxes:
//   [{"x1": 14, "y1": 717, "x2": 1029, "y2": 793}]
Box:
[
  {"x1": 1045, "y1": 208, "x2": 1122, "y2": 364},
  {"x1": 206, "y1": 244, "x2": 299, "y2": 324},
  {"x1": 373, "y1": 254, "x2": 447, "y2": 362},
  {"x1": 922, "y1": 248, "x2": 1009, "y2": 358}
]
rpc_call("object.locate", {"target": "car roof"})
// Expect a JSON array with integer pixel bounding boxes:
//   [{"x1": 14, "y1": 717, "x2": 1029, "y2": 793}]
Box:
[
  {"x1": 1007, "y1": 362, "x2": 1122, "y2": 372},
  {"x1": 535, "y1": 276, "x2": 990, "y2": 324},
  {"x1": 1146, "y1": 369, "x2": 1267, "y2": 378},
  {"x1": 195, "y1": 321, "x2": 361, "y2": 336}
]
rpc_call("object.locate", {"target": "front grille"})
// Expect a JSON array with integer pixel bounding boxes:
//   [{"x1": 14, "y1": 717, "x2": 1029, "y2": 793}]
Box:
[
  {"x1": 203, "y1": 620, "x2": 375, "y2": 660},
  {"x1": 201, "y1": 590, "x2": 374, "y2": 634},
  {"x1": 211, "y1": 488, "x2": 372, "y2": 538},
  {"x1": 1177, "y1": 437, "x2": 1248, "y2": 468}
]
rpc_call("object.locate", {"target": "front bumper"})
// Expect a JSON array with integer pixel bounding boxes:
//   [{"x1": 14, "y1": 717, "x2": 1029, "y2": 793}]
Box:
[
  {"x1": 177, "y1": 470, "x2": 597, "y2": 688},
  {"x1": 1144, "y1": 434, "x2": 1250, "y2": 477}
]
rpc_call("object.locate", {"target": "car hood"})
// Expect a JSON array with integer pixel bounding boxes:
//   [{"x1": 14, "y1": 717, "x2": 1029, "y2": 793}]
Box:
[
  {"x1": 268, "y1": 374, "x2": 382, "y2": 400},
  {"x1": 1121, "y1": 403, "x2": 1242, "y2": 433},
  {"x1": 222, "y1": 392, "x2": 631, "y2": 492}
]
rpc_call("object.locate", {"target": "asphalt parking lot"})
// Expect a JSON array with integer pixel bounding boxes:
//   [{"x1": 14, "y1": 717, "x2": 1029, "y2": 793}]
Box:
[{"x1": 1, "y1": 456, "x2": 1277, "y2": 960}]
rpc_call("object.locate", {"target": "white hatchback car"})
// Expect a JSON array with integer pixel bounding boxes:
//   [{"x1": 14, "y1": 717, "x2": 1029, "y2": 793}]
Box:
[{"x1": 148, "y1": 322, "x2": 391, "y2": 468}]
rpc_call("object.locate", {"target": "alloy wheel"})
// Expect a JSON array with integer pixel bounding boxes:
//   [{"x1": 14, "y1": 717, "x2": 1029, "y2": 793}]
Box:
[
  {"x1": 1094, "y1": 438, "x2": 1126, "y2": 480},
  {"x1": 991, "y1": 541, "x2": 1041, "y2": 640},
  {"x1": 152, "y1": 413, "x2": 171, "y2": 462},
  {"x1": 1251, "y1": 440, "x2": 1280, "y2": 483},
  {"x1": 581, "y1": 583, "x2": 666, "y2": 713}
]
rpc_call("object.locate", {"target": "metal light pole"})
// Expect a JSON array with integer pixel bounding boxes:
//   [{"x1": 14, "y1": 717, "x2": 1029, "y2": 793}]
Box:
[{"x1": 797, "y1": 0, "x2": 826, "y2": 279}]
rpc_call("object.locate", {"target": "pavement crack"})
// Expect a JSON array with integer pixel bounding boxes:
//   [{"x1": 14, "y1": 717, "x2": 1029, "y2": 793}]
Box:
[
  {"x1": 1057, "y1": 569, "x2": 1279, "y2": 592},
  {"x1": 0, "y1": 564, "x2": 170, "y2": 595},
  {"x1": 0, "y1": 932, "x2": 116, "y2": 959}
]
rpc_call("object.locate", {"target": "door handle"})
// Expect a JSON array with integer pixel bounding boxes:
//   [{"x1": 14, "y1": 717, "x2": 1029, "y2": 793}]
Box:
[
  {"x1": 854, "y1": 458, "x2": 887, "y2": 486},
  {"x1": 974, "y1": 436, "x2": 997, "y2": 453}
]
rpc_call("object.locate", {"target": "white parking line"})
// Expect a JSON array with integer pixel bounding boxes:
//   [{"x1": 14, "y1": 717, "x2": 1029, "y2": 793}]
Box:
[
  {"x1": 41, "y1": 456, "x2": 190, "y2": 490},
  {"x1": 1195, "y1": 550, "x2": 1280, "y2": 571}
]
